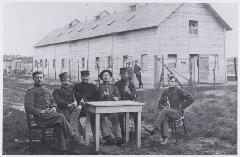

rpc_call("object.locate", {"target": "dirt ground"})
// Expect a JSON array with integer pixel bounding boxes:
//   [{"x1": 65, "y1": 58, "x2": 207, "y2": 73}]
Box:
[{"x1": 2, "y1": 76, "x2": 237, "y2": 155}]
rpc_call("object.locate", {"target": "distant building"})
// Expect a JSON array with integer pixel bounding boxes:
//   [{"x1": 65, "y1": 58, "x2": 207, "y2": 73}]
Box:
[
  {"x1": 3, "y1": 55, "x2": 33, "y2": 75},
  {"x1": 34, "y1": 3, "x2": 232, "y2": 88}
]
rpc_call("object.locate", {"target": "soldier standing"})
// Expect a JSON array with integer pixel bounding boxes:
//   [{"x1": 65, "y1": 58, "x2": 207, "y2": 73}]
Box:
[
  {"x1": 52, "y1": 72, "x2": 83, "y2": 151},
  {"x1": 98, "y1": 69, "x2": 122, "y2": 146},
  {"x1": 24, "y1": 71, "x2": 81, "y2": 154},
  {"x1": 115, "y1": 68, "x2": 137, "y2": 142},
  {"x1": 126, "y1": 62, "x2": 134, "y2": 83},
  {"x1": 134, "y1": 60, "x2": 143, "y2": 88},
  {"x1": 145, "y1": 74, "x2": 194, "y2": 144}
]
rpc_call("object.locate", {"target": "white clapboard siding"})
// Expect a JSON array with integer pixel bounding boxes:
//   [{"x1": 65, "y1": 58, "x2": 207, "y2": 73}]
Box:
[{"x1": 157, "y1": 3, "x2": 225, "y2": 84}]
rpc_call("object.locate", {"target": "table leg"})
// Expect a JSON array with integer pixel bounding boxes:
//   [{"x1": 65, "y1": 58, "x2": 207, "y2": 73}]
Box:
[
  {"x1": 85, "y1": 111, "x2": 90, "y2": 145},
  {"x1": 95, "y1": 113, "x2": 100, "y2": 152},
  {"x1": 125, "y1": 112, "x2": 129, "y2": 142},
  {"x1": 136, "y1": 111, "x2": 141, "y2": 147}
]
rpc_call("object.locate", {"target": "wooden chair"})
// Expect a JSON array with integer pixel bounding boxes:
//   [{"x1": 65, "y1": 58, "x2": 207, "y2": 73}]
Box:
[
  {"x1": 26, "y1": 113, "x2": 57, "y2": 153},
  {"x1": 169, "y1": 110, "x2": 187, "y2": 143}
]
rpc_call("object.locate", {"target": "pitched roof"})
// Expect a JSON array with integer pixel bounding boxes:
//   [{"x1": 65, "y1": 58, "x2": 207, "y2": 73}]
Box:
[{"x1": 34, "y1": 3, "x2": 232, "y2": 47}]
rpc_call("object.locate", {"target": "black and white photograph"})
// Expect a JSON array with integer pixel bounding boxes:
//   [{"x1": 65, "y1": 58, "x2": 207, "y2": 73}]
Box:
[{"x1": 2, "y1": 1, "x2": 238, "y2": 155}]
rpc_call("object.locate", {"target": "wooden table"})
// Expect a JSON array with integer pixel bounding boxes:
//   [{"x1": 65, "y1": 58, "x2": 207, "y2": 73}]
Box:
[{"x1": 85, "y1": 100, "x2": 144, "y2": 152}]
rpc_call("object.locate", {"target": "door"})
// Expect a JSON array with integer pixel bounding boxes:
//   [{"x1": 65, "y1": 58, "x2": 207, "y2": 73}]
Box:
[
  {"x1": 189, "y1": 54, "x2": 199, "y2": 83},
  {"x1": 199, "y1": 55, "x2": 209, "y2": 83}
]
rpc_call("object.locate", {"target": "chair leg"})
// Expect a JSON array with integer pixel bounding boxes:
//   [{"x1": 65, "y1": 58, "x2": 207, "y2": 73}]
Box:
[
  {"x1": 41, "y1": 128, "x2": 46, "y2": 152},
  {"x1": 174, "y1": 122, "x2": 177, "y2": 143},
  {"x1": 183, "y1": 120, "x2": 187, "y2": 135},
  {"x1": 29, "y1": 130, "x2": 33, "y2": 153}
]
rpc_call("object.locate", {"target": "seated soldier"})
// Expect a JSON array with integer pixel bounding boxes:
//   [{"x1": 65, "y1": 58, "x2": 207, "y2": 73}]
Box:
[
  {"x1": 98, "y1": 69, "x2": 122, "y2": 146},
  {"x1": 145, "y1": 74, "x2": 194, "y2": 144},
  {"x1": 73, "y1": 70, "x2": 98, "y2": 141},
  {"x1": 115, "y1": 68, "x2": 137, "y2": 142},
  {"x1": 24, "y1": 71, "x2": 82, "y2": 154},
  {"x1": 52, "y1": 72, "x2": 83, "y2": 153}
]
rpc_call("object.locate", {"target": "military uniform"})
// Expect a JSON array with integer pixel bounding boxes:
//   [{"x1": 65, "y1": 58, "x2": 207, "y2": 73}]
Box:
[
  {"x1": 115, "y1": 78, "x2": 137, "y2": 139},
  {"x1": 126, "y1": 66, "x2": 134, "y2": 82},
  {"x1": 73, "y1": 81, "x2": 98, "y2": 139},
  {"x1": 24, "y1": 84, "x2": 76, "y2": 151},
  {"x1": 52, "y1": 85, "x2": 81, "y2": 137},
  {"x1": 154, "y1": 86, "x2": 194, "y2": 138},
  {"x1": 134, "y1": 64, "x2": 143, "y2": 88},
  {"x1": 98, "y1": 82, "x2": 122, "y2": 140}
]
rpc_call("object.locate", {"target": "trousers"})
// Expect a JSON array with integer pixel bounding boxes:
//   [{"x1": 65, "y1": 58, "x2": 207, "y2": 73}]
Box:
[
  {"x1": 100, "y1": 113, "x2": 121, "y2": 138},
  {"x1": 118, "y1": 112, "x2": 138, "y2": 138},
  {"x1": 153, "y1": 108, "x2": 181, "y2": 138},
  {"x1": 35, "y1": 112, "x2": 75, "y2": 151}
]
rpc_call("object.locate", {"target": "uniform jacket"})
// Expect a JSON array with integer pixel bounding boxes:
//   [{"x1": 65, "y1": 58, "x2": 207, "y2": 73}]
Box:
[
  {"x1": 115, "y1": 79, "x2": 136, "y2": 100},
  {"x1": 24, "y1": 85, "x2": 57, "y2": 117},
  {"x1": 52, "y1": 85, "x2": 78, "y2": 110},
  {"x1": 73, "y1": 82, "x2": 98, "y2": 102},
  {"x1": 158, "y1": 87, "x2": 194, "y2": 112},
  {"x1": 134, "y1": 65, "x2": 141, "y2": 76},
  {"x1": 98, "y1": 82, "x2": 120, "y2": 101}
]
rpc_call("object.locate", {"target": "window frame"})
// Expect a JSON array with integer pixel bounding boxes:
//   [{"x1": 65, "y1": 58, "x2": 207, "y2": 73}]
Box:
[
  {"x1": 141, "y1": 54, "x2": 148, "y2": 69},
  {"x1": 189, "y1": 20, "x2": 198, "y2": 35},
  {"x1": 167, "y1": 54, "x2": 177, "y2": 69},
  {"x1": 82, "y1": 57, "x2": 85, "y2": 68},
  {"x1": 61, "y1": 59, "x2": 65, "y2": 69}
]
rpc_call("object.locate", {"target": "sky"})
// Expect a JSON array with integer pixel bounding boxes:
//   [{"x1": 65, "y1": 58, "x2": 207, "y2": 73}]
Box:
[{"x1": 3, "y1": 2, "x2": 238, "y2": 58}]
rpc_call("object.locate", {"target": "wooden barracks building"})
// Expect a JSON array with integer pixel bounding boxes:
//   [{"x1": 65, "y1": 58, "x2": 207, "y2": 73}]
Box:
[{"x1": 34, "y1": 3, "x2": 231, "y2": 88}]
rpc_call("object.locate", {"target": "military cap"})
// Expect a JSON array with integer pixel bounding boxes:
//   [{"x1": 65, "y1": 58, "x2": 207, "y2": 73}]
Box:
[
  {"x1": 59, "y1": 72, "x2": 69, "y2": 80},
  {"x1": 81, "y1": 70, "x2": 90, "y2": 76},
  {"x1": 99, "y1": 69, "x2": 112, "y2": 80},
  {"x1": 120, "y1": 67, "x2": 127, "y2": 74}
]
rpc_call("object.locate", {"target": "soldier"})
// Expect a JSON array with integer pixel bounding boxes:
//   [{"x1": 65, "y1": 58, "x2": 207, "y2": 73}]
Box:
[
  {"x1": 115, "y1": 68, "x2": 137, "y2": 142},
  {"x1": 24, "y1": 71, "x2": 81, "y2": 154},
  {"x1": 98, "y1": 69, "x2": 122, "y2": 146},
  {"x1": 73, "y1": 70, "x2": 98, "y2": 140},
  {"x1": 126, "y1": 62, "x2": 134, "y2": 82},
  {"x1": 134, "y1": 60, "x2": 143, "y2": 88},
  {"x1": 52, "y1": 72, "x2": 82, "y2": 146},
  {"x1": 145, "y1": 74, "x2": 194, "y2": 144}
]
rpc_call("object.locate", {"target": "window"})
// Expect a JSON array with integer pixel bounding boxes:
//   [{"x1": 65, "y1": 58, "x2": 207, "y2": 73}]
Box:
[
  {"x1": 45, "y1": 59, "x2": 48, "y2": 68},
  {"x1": 126, "y1": 14, "x2": 135, "y2": 21},
  {"x1": 57, "y1": 33, "x2": 62, "y2": 38},
  {"x1": 189, "y1": 20, "x2": 198, "y2": 35},
  {"x1": 107, "y1": 56, "x2": 112, "y2": 68},
  {"x1": 91, "y1": 24, "x2": 99, "y2": 29},
  {"x1": 78, "y1": 27, "x2": 84, "y2": 32},
  {"x1": 168, "y1": 54, "x2": 177, "y2": 69},
  {"x1": 107, "y1": 19, "x2": 115, "y2": 26},
  {"x1": 61, "y1": 59, "x2": 65, "y2": 68},
  {"x1": 141, "y1": 54, "x2": 148, "y2": 69},
  {"x1": 40, "y1": 59, "x2": 43, "y2": 67},
  {"x1": 123, "y1": 55, "x2": 128, "y2": 67},
  {"x1": 67, "y1": 30, "x2": 73, "y2": 35},
  {"x1": 95, "y1": 57, "x2": 100, "y2": 69},
  {"x1": 53, "y1": 59, "x2": 56, "y2": 68},
  {"x1": 35, "y1": 60, "x2": 38, "y2": 67},
  {"x1": 82, "y1": 57, "x2": 85, "y2": 68}
]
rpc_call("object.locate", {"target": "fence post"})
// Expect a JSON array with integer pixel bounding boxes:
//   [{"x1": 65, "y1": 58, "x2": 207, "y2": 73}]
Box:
[
  {"x1": 69, "y1": 59, "x2": 71, "y2": 81},
  {"x1": 48, "y1": 60, "x2": 49, "y2": 78},
  {"x1": 213, "y1": 68, "x2": 216, "y2": 88},
  {"x1": 234, "y1": 57, "x2": 237, "y2": 81},
  {"x1": 78, "y1": 59, "x2": 80, "y2": 82},
  {"x1": 162, "y1": 55, "x2": 165, "y2": 88}
]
